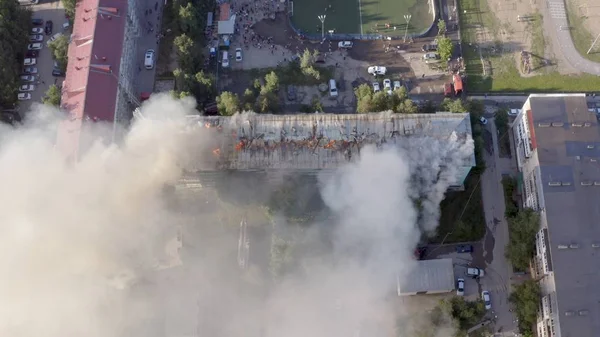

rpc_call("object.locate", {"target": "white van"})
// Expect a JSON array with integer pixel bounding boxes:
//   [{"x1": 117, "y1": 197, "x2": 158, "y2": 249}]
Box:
[
  {"x1": 329, "y1": 79, "x2": 338, "y2": 98},
  {"x1": 466, "y1": 267, "x2": 485, "y2": 278},
  {"x1": 222, "y1": 51, "x2": 229, "y2": 68}
]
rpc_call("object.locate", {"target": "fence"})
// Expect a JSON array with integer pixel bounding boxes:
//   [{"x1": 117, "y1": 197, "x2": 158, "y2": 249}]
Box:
[{"x1": 287, "y1": 0, "x2": 438, "y2": 41}]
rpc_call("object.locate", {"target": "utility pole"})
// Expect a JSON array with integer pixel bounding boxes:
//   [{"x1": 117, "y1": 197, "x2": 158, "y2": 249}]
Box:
[
  {"x1": 318, "y1": 14, "x2": 326, "y2": 40},
  {"x1": 403, "y1": 14, "x2": 412, "y2": 43},
  {"x1": 588, "y1": 32, "x2": 600, "y2": 55}
]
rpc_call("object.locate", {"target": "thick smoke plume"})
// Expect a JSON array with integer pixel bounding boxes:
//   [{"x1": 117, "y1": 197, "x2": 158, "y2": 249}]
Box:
[{"x1": 0, "y1": 96, "x2": 470, "y2": 337}]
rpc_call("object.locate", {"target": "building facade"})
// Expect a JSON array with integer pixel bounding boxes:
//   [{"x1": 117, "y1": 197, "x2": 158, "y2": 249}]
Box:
[{"x1": 511, "y1": 94, "x2": 600, "y2": 337}]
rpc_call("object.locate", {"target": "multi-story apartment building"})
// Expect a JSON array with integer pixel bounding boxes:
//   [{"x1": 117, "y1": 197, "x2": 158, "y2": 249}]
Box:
[
  {"x1": 56, "y1": 0, "x2": 143, "y2": 161},
  {"x1": 511, "y1": 93, "x2": 600, "y2": 337}
]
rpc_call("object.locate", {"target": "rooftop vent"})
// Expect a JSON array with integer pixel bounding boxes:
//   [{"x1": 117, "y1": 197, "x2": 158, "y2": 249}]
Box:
[
  {"x1": 585, "y1": 122, "x2": 592, "y2": 127},
  {"x1": 591, "y1": 158, "x2": 598, "y2": 162},
  {"x1": 594, "y1": 181, "x2": 600, "y2": 186},
  {"x1": 557, "y1": 244, "x2": 569, "y2": 249},
  {"x1": 565, "y1": 311, "x2": 575, "y2": 317},
  {"x1": 587, "y1": 145, "x2": 595, "y2": 149},
  {"x1": 572, "y1": 123, "x2": 583, "y2": 127},
  {"x1": 581, "y1": 181, "x2": 592, "y2": 186},
  {"x1": 592, "y1": 243, "x2": 600, "y2": 248},
  {"x1": 552, "y1": 122, "x2": 564, "y2": 127},
  {"x1": 548, "y1": 181, "x2": 561, "y2": 187},
  {"x1": 569, "y1": 243, "x2": 580, "y2": 249},
  {"x1": 579, "y1": 310, "x2": 589, "y2": 316},
  {"x1": 562, "y1": 181, "x2": 572, "y2": 186},
  {"x1": 538, "y1": 123, "x2": 551, "y2": 127}
]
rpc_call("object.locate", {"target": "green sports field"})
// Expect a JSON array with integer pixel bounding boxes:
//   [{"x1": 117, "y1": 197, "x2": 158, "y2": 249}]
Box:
[{"x1": 289, "y1": 0, "x2": 435, "y2": 37}]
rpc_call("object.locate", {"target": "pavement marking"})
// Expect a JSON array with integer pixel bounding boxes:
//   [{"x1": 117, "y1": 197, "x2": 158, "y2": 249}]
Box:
[
  {"x1": 548, "y1": 1, "x2": 566, "y2": 19},
  {"x1": 357, "y1": 0, "x2": 364, "y2": 36}
]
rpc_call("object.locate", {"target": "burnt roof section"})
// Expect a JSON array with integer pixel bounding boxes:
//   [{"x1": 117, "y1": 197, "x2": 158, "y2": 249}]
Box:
[
  {"x1": 56, "y1": 0, "x2": 126, "y2": 163},
  {"x1": 529, "y1": 94, "x2": 600, "y2": 337},
  {"x1": 182, "y1": 112, "x2": 474, "y2": 172}
]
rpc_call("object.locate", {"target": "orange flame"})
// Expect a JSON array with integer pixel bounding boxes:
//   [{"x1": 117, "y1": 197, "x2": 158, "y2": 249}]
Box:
[
  {"x1": 212, "y1": 148, "x2": 221, "y2": 156},
  {"x1": 205, "y1": 122, "x2": 211, "y2": 128},
  {"x1": 235, "y1": 141, "x2": 244, "y2": 151},
  {"x1": 324, "y1": 140, "x2": 336, "y2": 149}
]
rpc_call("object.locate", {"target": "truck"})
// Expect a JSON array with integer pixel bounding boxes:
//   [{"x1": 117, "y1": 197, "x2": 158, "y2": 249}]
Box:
[{"x1": 452, "y1": 74, "x2": 463, "y2": 96}]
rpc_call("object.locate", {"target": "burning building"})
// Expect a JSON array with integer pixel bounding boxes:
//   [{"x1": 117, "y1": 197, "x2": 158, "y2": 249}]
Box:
[{"x1": 179, "y1": 112, "x2": 475, "y2": 190}]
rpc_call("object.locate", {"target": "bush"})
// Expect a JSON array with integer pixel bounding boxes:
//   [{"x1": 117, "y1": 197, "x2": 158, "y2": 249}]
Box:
[
  {"x1": 509, "y1": 280, "x2": 541, "y2": 335},
  {"x1": 505, "y1": 209, "x2": 539, "y2": 271}
]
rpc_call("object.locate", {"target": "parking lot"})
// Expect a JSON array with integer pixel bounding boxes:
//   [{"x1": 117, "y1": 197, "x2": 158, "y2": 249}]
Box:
[{"x1": 18, "y1": 0, "x2": 67, "y2": 114}]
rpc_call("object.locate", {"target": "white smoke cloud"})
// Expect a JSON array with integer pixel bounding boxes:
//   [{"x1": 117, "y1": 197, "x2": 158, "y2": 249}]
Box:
[{"x1": 0, "y1": 96, "x2": 471, "y2": 337}]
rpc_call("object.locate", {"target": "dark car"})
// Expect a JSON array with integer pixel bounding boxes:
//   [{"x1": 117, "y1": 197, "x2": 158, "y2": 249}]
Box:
[
  {"x1": 456, "y1": 244, "x2": 474, "y2": 253},
  {"x1": 422, "y1": 43, "x2": 438, "y2": 52},
  {"x1": 414, "y1": 246, "x2": 427, "y2": 260},
  {"x1": 52, "y1": 69, "x2": 65, "y2": 77},
  {"x1": 45, "y1": 20, "x2": 53, "y2": 35},
  {"x1": 287, "y1": 85, "x2": 297, "y2": 101},
  {"x1": 25, "y1": 50, "x2": 39, "y2": 58},
  {"x1": 32, "y1": 18, "x2": 43, "y2": 26}
]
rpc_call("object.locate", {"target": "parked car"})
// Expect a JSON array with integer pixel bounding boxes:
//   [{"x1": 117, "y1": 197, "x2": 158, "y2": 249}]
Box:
[
  {"x1": 456, "y1": 278, "x2": 465, "y2": 296},
  {"x1": 393, "y1": 80, "x2": 402, "y2": 91},
  {"x1": 372, "y1": 82, "x2": 380, "y2": 92},
  {"x1": 31, "y1": 27, "x2": 44, "y2": 34},
  {"x1": 28, "y1": 43, "x2": 42, "y2": 50},
  {"x1": 144, "y1": 49, "x2": 155, "y2": 69},
  {"x1": 235, "y1": 47, "x2": 242, "y2": 62},
  {"x1": 444, "y1": 83, "x2": 454, "y2": 97},
  {"x1": 456, "y1": 244, "x2": 473, "y2": 253},
  {"x1": 32, "y1": 18, "x2": 44, "y2": 26},
  {"x1": 286, "y1": 85, "x2": 297, "y2": 101},
  {"x1": 422, "y1": 44, "x2": 438, "y2": 52},
  {"x1": 20, "y1": 75, "x2": 35, "y2": 82},
  {"x1": 29, "y1": 34, "x2": 43, "y2": 42},
  {"x1": 367, "y1": 66, "x2": 387, "y2": 76},
  {"x1": 423, "y1": 52, "x2": 441, "y2": 63},
  {"x1": 25, "y1": 50, "x2": 39, "y2": 58},
  {"x1": 46, "y1": 32, "x2": 63, "y2": 47},
  {"x1": 23, "y1": 58, "x2": 36, "y2": 66},
  {"x1": 466, "y1": 267, "x2": 485, "y2": 278},
  {"x1": 480, "y1": 116, "x2": 488, "y2": 125},
  {"x1": 338, "y1": 41, "x2": 353, "y2": 49},
  {"x1": 482, "y1": 291, "x2": 492, "y2": 310},
  {"x1": 383, "y1": 79, "x2": 392, "y2": 95},
  {"x1": 45, "y1": 20, "x2": 53, "y2": 35},
  {"x1": 19, "y1": 84, "x2": 35, "y2": 92},
  {"x1": 509, "y1": 109, "x2": 521, "y2": 116},
  {"x1": 52, "y1": 69, "x2": 65, "y2": 77},
  {"x1": 18, "y1": 93, "x2": 32, "y2": 101},
  {"x1": 23, "y1": 66, "x2": 38, "y2": 74}
]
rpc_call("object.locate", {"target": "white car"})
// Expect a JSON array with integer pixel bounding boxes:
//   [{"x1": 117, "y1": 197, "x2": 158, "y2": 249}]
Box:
[
  {"x1": 423, "y1": 52, "x2": 440, "y2": 60},
  {"x1": 19, "y1": 84, "x2": 35, "y2": 92},
  {"x1": 235, "y1": 47, "x2": 242, "y2": 61},
  {"x1": 46, "y1": 32, "x2": 63, "y2": 46},
  {"x1": 456, "y1": 278, "x2": 465, "y2": 296},
  {"x1": 20, "y1": 75, "x2": 35, "y2": 82},
  {"x1": 393, "y1": 80, "x2": 402, "y2": 91},
  {"x1": 29, "y1": 34, "x2": 43, "y2": 42},
  {"x1": 144, "y1": 49, "x2": 155, "y2": 69},
  {"x1": 383, "y1": 79, "x2": 392, "y2": 95},
  {"x1": 31, "y1": 27, "x2": 44, "y2": 34},
  {"x1": 372, "y1": 82, "x2": 380, "y2": 93},
  {"x1": 18, "y1": 93, "x2": 32, "y2": 101},
  {"x1": 23, "y1": 58, "x2": 36, "y2": 66},
  {"x1": 480, "y1": 116, "x2": 488, "y2": 125},
  {"x1": 482, "y1": 291, "x2": 492, "y2": 310},
  {"x1": 367, "y1": 66, "x2": 387, "y2": 76},
  {"x1": 338, "y1": 41, "x2": 353, "y2": 49},
  {"x1": 509, "y1": 109, "x2": 521, "y2": 116},
  {"x1": 28, "y1": 43, "x2": 42, "y2": 50}
]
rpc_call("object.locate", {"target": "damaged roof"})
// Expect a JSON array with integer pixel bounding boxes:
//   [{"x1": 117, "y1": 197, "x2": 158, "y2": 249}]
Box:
[{"x1": 183, "y1": 112, "x2": 474, "y2": 172}]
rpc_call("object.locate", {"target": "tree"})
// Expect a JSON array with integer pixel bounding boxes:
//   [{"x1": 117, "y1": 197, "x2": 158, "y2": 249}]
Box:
[
  {"x1": 437, "y1": 19, "x2": 447, "y2": 36},
  {"x1": 257, "y1": 91, "x2": 279, "y2": 113},
  {"x1": 195, "y1": 70, "x2": 215, "y2": 97},
  {"x1": 437, "y1": 36, "x2": 453, "y2": 62},
  {"x1": 299, "y1": 48, "x2": 314, "y2": 69},
  {"x1": 371, "y1": 91, "x2": 390, "y2": 112},
  {"x1": 48, "y1": 35, "x2": 69, "y2": 72},
  {"x1": 42, "y1": 85, "x2": 61, "y2": 106},
  {"x1": 173, "y1": 34, "x2": 196, "y2": 70},
  {"x1": 242, "y1": 88, "x2": 256, "y2": 111},
  {"x1": 216, "y1": 91, "x2": 240, "y2": 116},
  {"x1": 509, "y1": 280, "x2": 541, "y2": 335},
  {"x1": 505, "y1": 208, "x2": 540, "y2": 271},
  {"x1": 440, "y1": 98, "x2": 468, "y2": 113},
  {"x1": 63, "y1": 0, "x2": 76, "y2": 18},
  {"x1": 178, "y1": 2, "x2": 198, "y2": 34},
  {"x1": 264, "y1": 71, "x2": 280, "y2": 93},
  {"x1": 0, "y1": 2, "x2": 31, "y2": 107},
  {"x1": 355, "y1": 83, "x2": 374, "y2": 113},
  {"x1": 440, "y1": 296, "x2": 487, "y2": 335},
  {"x1": 397, "y1": 99, "x2": 418, "y2": 114}
]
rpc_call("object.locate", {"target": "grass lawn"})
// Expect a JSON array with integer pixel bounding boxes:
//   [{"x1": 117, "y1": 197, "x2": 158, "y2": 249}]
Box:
[
  {"x1": 458, "y1": 0, "x2": 600, "y2": 92},
  {"x1": 565, "y1": 0, "x2": 600, "y2": 64},
  {"x1": 431, "y1": 172, "x2": 485, "y2": 244},
  {"x1": 290, "y1": 0, "x2": 433, "y2": 36}
]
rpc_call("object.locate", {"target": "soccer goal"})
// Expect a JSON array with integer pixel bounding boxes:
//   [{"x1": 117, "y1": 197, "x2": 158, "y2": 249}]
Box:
[{"x1": 289, "y1": 1, "x2": 294, "y2": 16}]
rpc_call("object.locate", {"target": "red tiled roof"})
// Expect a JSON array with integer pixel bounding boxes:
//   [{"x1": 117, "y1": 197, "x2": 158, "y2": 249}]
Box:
[
  {"x1": 56, "y1": 0, "x2": 127, "y2": 162},
  {"x1": 219, "y1": 3, "x2": 230, "y2": 21}
]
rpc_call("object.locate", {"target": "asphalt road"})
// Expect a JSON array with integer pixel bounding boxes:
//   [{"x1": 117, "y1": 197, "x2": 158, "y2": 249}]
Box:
[
  {"x1": 478, "y1": 116, "x2": 519, "y2": 336},
  {"x1": 134, "y1": 0, "x2": 164, "y2": 98},
  {"x1": 19, "y1": 0, "x2": 66, "y2": 113}
]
